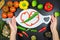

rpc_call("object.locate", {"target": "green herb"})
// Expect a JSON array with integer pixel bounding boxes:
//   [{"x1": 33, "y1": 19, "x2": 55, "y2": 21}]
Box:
[{"x1": 23, "y1": 12, "x2": 39, "y2": 23}]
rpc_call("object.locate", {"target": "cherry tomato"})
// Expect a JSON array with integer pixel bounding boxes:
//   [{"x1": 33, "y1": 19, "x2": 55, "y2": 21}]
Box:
[
  {"x1": 7, "y1": 12, "x2": 13, "y2": 18},
  {"x1": 2, "y1": 12, "x2": 7, "y2": 18},
  {"x1": 14, "y1": 1, "x2": 19, "y2": 8},
  {"x1": 7, "y1": 1, "x2": 13, "y2": 7},
  {"x1": 10, "y1": 7, "x2": 16, "y2": 13}
]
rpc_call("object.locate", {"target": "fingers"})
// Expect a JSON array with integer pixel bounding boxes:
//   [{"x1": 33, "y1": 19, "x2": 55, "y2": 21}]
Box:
[
  {"x1": 12, "y1": 16, "x2": 16, "y2": 25},
  {"x1": 8, "y1": 20, "x2": 12, "y2": 29}
]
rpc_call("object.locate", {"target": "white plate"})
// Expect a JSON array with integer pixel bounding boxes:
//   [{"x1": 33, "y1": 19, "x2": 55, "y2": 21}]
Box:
[{"x1": 16, "y1": 9, "x2": 51, "y2": 28}]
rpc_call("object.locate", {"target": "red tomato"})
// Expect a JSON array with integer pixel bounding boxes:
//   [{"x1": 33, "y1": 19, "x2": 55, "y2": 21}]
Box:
[
  {"x1": 7, "y1": 12, "x2": 13, "y2": 18},
  {"x1": 10, "y1": 7, "x2": 16, "y2": 13},
  {"x1": 7, "y1": 1, "x2": 13, "y2": 7},
  {"x1": 2, "y1": 12, "x2": 7, "y2": 18},
  {"x1": 14, "y1": 1, "x2": 19, "y2": 8}
]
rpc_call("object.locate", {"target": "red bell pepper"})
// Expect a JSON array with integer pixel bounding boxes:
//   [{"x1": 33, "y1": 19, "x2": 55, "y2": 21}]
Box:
[
  {"x1": 38, "y1": 26, "x2": 46, "y2": 32},
  {"x1": 44, "y1": 2, "x2": 54, "y2": 12}
]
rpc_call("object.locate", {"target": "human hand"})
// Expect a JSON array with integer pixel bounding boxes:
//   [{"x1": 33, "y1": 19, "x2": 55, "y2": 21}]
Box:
[
  {"x1": 8, "y1": 16, "x2": 17, "y2": 34},
  {"x1": 50, "y1": 15, "x2": 57, "y2": 33}
]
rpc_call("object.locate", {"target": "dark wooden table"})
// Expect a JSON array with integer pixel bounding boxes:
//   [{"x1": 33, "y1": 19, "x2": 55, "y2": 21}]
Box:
[{"x1": 0, "y1": 0, "x2": 60, "y2": 40}]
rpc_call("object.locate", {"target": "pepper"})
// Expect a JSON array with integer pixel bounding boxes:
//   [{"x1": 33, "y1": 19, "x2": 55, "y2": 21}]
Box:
[
  {"x1": 17, "y1": 32, "x2": 23, "y2": 37},
  {"x1": 19, "y1": 1, "x2": 29, "y2": 10},
  {"x1": 17, "y1": 26, "x2": 26, "y2": 31},
  {"x1": 44, "y1": 2, "x2": 54, "y2": 12},
  {"x1": 23, "y1": 12, "x2": 39, "y2": 23},
  {"x1": 31, "y1": 29, "x2": 37, "y2": 32},
  {"x1": 22, "y1": 31, "x2": 28, "y2": 37},
  {"x1": 38, "y1": 26, "x2": 46, "y2": 32}
]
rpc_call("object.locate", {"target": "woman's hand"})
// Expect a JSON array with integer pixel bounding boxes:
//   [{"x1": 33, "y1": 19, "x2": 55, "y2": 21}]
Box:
[
  {"x1": 50, "y1": 15, "x2": 59, "y2": 40},
  {"x1": 8, "y1": 16, "x2": 17, "y2": 34},
  {"x1": 50, "y1": 15, "x2": 57, "y2": 32},
  {"x1": 8, "y1": 16, "x2": 17, "y2": 40}
]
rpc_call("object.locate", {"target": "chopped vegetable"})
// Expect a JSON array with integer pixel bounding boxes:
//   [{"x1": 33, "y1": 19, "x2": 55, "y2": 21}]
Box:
[
  {"x1": 31, "y1": 35, "x2": 36, "y2": 40},
  {"x1": 23, "y1": 12, "x2": 39, "y2": 23},
  {"x1": 32, "y1": 1, "x2": 37, "y2": 7},
  {"x1": 2, "y1": 25, "x2": 10, "y2": 38},
  {"x1": 14, "y1": 1, "x2": 19, "y2": 8},
  {"x1": 44, "y1": 2, "x2": 54, "y2": 12},
  {"x1": 37, "y1": 4, "x2": 43, "y2": 10},
  {"x1": 17, "y1": 32, "x2": 23, "y2": 37},
  {"x1": 44, "y1": 31, "x2": 52, "y2": 38},
  {"x1": 19, "y1": 1, "x2": 29, "y2": 10},
  {"x1": 17, "y1": 26, "x2": 26, "y2": 31},
  {"x1": 22, "y1": 31, "x2": 28, "y2": 37},
  {"x1": 2, "y1": 12, "x2": 7, "y2": 18},
  {"x1": 6, "y1": 1, "x2": 13, "y2": 7},
  {"x1": 7, "y1": 12, "x2": 13, "y2": 18},
  {"x1": 54, "y1": 11, "x2": 60, "y2": 17},
  {"x1": 31, "y1": 29, "x2": 37, "y2": 32},
  {"x1": 10, "y1": 7, "x2": 16, "y2": 13},
  {"x1": 0, "y1": 0, "x2": 5, "y2": 9},
  {"x1": 38, "y1": 26, "x2": 46, "y2": 32}
]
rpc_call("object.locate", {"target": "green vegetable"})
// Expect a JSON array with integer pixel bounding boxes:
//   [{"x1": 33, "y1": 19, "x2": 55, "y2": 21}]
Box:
[
  {"x1": 31, "y1": 29, "x2": 37, "y2": 32},
  {"x1": 0, "y1": 19, "x2": 6, "y2": 34},
  {"x1": 32, "y1": 1, "x2": 37, "y2": 7},
  {"x1": 31, "y1": 35, "x2": 36, "y2": 40},
  {"x1": 17, "y1": 26, "x2": 26, "y2": 31},
  {"x1": 54, "y1": 11, "x2": 60, "y2": 17},
  {"x1": 23, "y1": 12, "x2": 39, "y2": 23},
  {"x1": 37, "y1": 4, "x2": 43, "y2": 10}
]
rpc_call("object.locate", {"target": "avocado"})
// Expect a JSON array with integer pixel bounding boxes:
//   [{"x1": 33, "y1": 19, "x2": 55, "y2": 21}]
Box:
[
  {"x1": 32, "y1": 1, "x2": 37, "y2": 7},
  {"x1": 37, "y1": 4, "x2": 43, "y2": 10}
]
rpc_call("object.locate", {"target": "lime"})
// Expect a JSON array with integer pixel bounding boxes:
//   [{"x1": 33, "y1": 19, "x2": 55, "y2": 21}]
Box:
[
  {"x1": 32, "y1": 1, "x2": 37, "y2": 7},
  {"x1": 54, "y1": 11, "x2": 60, "y2": 17},
  {"x1": 37, "y1": 4, "x2": 43, "y2": 10}
]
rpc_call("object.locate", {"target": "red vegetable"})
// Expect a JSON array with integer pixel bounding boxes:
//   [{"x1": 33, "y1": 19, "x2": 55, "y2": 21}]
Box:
[
  {"x1": 14, "y1": 1, "x2": 19, "y2": 8},
  {"x1": 38, "y1": 26, "x2": 46, "y2": 32},
  {"x1": 17, "y1": 33, "x2": 23, "y2": 37},
  {"x1": 2, "y1": 12, "x2": 7, "y2": 18},
  {"x1": 44, "y1": 2, "x2": 54, "y2": 12},
  {"x1": 10, "y1": 7, "x2": 16, "y2": 13},
  {"x1": 7, "y1": 12, "x2": 13, "y2": 18},
  {"x1": 22, "y1": 31, "x2": 28, "y2": 37}
]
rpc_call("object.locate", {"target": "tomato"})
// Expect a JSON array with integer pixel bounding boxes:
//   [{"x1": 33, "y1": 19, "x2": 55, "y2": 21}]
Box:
[
  {"x1": 2, "y1": 12, "x2": 7, "y2": 18},
  {"x1": 7, "y1": 12, "x2": 13, "y2": 18},
  {"x1": 14, "y1": 1, "x2": 19, "y2": 8},
  {"x1": 7, "y1": 1, "x2": 13, "y2": 7},
  {"x1": 2, "y1": 6, "x2": 9, "y2": 12},
  {"x1": 10, "y1": 7, "x2": 16, "y2": 13}
]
